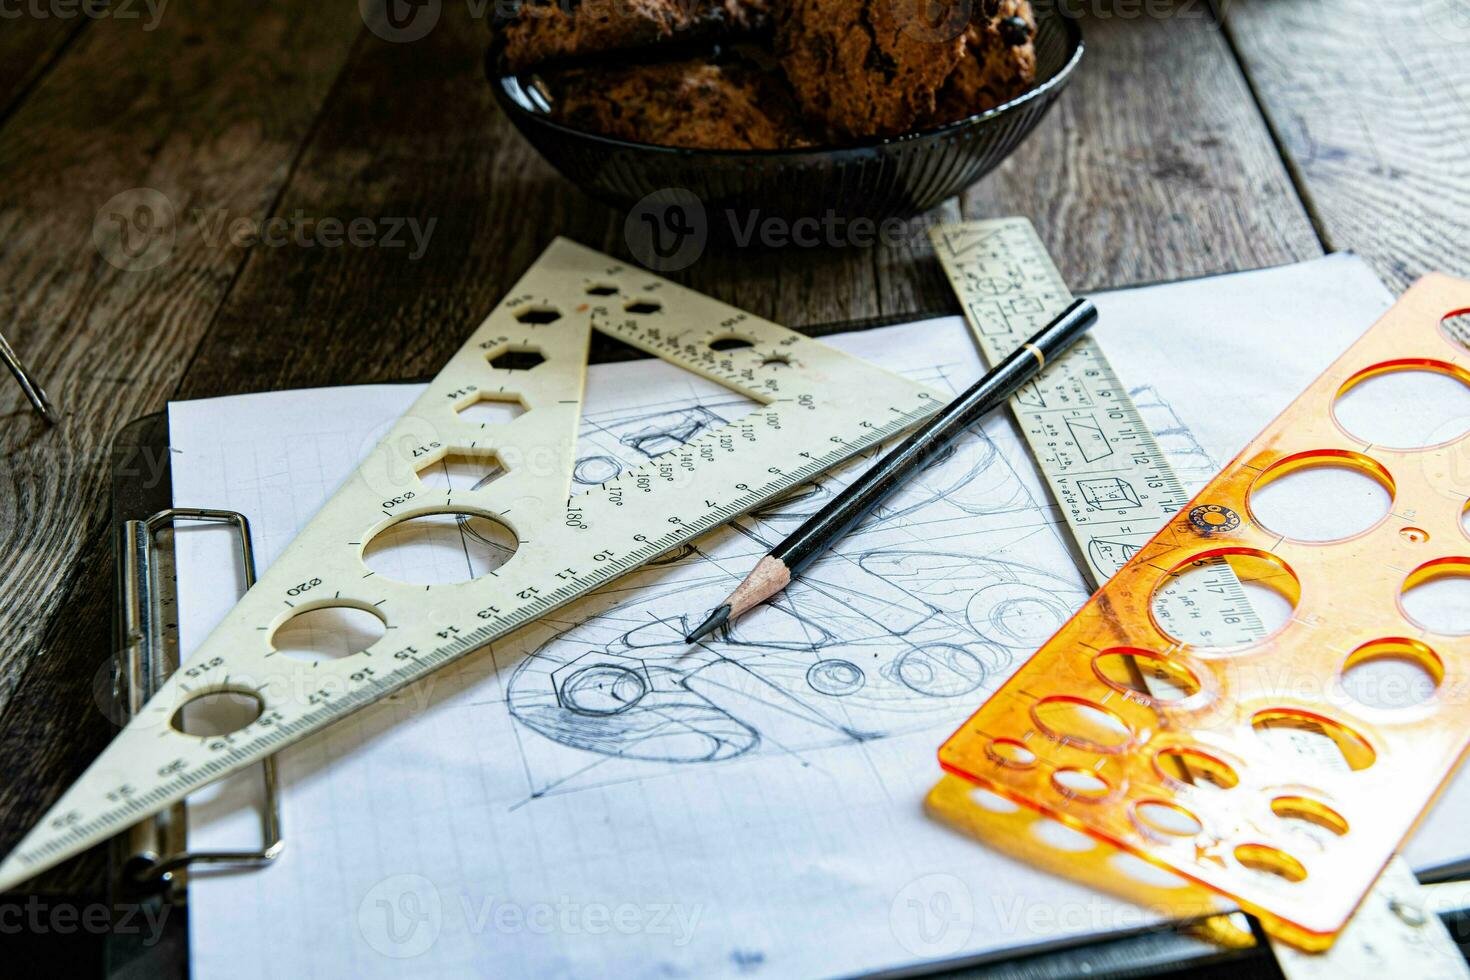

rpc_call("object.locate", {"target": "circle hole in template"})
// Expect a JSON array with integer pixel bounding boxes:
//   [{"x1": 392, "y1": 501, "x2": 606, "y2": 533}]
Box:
[
  {"x1": 1092, "y1": 648, "x2": 1201, "y2": 704},
  {"x1": 1340, "y1": 637, "x2": 1442, "y2": 710},
  {"x1": 170, "y1": 688, "x2": 264, "y2": 737},
  {"x1": 987, "y1": 737, "x2": 1038, "y2": 768},
  {"x1": 1441, "y1": 310, "x2": 1470, "y2": 353},
  {"x1": 1332, "y1": 360, "x2": 1470, "y2": 450},
  {"x1": 1400, "y1": 558, "x2": 1470, "y2": 635},
  {"x1": 1248, "y1": 451, "x2": 1394, "y2": 543},
  {"x1": 1134, "y1": 800, "x2": 1203, "y2": 837},
  {"x1": 1235, "y1": 843, "x2": 1307, "y2": 883},
  {"x1": 1153, "y1": 747, "x2": 1239, "y2": 791},
  {"x1": 1031, "y1": 696, "x2": 1134, "y2": 753},
  {"x1": 272, "y1": 605, "x2": 387, "y2": 664},
  {"x1": 1271, "y1": 795, "x2": 1349, "y2": 838},
  {"x1": 1051, "y1": 767, "x2": 1110, "y2": 799},
  {"x1": 1150, "y1": 549, "x2": 1299, "y2": 650},
  {"x1": 1251, "y1": 708, "x2": 1375, "y2": 772},
  {"x1": 363, "y1": 512, "x2": 518, "y2": 585}
]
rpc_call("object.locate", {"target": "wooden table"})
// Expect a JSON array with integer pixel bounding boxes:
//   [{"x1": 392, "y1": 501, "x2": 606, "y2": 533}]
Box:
[{"x1": 1, "y1": 0, "x2": 1465, "y2": 949}]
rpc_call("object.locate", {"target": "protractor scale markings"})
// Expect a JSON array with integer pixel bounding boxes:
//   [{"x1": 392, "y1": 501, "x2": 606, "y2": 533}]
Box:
[{"x1": 0, "y1": 239, "x2": 944, "y2": 890}]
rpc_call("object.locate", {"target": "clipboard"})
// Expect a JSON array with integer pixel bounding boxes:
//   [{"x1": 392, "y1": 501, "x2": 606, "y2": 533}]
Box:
[
  {"x1": 95, "y1": 363, "x2": 1260, "y2": 980},
  {"x1": 98, "y1": 307, "x2": 1466, "y2": 979},
  {"x1": 104, "y1": 411, "x2": 284, "y2": 978}
]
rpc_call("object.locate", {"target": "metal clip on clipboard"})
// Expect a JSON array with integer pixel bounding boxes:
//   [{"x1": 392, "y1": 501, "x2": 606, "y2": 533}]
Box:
[{"x1": 114, "y1": 507, "x2": 282, "y2": 886}]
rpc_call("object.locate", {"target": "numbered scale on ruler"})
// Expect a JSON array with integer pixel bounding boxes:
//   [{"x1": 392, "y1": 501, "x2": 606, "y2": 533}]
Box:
[
  {"x1": 931, "y1": 220, "x2": 1265, "y2": 644},
  {"x1": 0, "y1": 239, "x2": 947, "y2": 891},
  {"x1": 929, "y1": 220, "x2": 1470, "y2": 977}
]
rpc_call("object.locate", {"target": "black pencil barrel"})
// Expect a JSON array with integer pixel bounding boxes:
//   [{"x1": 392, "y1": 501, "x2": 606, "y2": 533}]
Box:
[{"x1": 772, "y1": 298, "x2": 1098, "y2": 575}]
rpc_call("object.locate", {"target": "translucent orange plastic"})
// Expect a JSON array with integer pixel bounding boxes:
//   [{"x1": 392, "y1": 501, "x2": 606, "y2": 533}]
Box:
[{"x1": 938, "y1": 275, "x2": 1470, "y2": 947}]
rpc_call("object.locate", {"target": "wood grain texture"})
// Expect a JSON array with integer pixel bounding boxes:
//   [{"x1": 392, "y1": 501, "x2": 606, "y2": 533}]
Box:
[
  {"x1": 171, "y1": 6, "x2": 897, "y2": 395},
  {"x1": 0, "y1": 1, "x2": 365, "y2": 890},
  {"x1": 0, "y1": 14, "x2": 84, "y2": 120},
  {"x1": 180, "y1": 1, "x2": 1323, "y2": 400},
  {"x1": 176, "y1": 4, "x2": 618, "y2": 397},
  {"x1": 874, "y1": 0, "x2": 1325, "y2": 324},
  {"x1": 1221, "y1": 0, "x2": 1470, "y2": 291},
  {"x1": 959, "y1": 1, "x2": 1323, "y2": 291}
]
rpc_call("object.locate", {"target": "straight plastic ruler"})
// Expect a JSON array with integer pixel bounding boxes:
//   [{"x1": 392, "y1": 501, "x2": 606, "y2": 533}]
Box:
[
  {"x1": 929, "y1": 220, "x2": 1265, "y2": 644},
  {"x1": 0, "y1": 238, "x2": 944, "y2": 891},
  {"x1": 929, "y1": 220, "x2": 1470, "y2": 976}
]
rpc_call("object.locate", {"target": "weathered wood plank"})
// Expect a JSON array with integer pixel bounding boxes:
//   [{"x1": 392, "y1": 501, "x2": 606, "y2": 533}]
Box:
[
  {"x1": 959, "y1": 1, "x2": 1322, "y2": 291},
  {"x1": 0, "y1": 14, "x2": 84, "y2": 119},
  {"x1": 0, "y1": 2, "x2": 366, "y2": 890},
  {"x1": 1223, "y1": 0, "x2": 1470, "y2": 290},
  {"x1": 682, "y1": 2, "x2": 1325, "y2": 322},
  {"x1": 178, "y1": 2, "x2": 1323, "y2": 401},
  {"x1": 175, "y1": 6, "x2": 616, "y2": 396},
  {"x1": 173, "y1": 6, "x2": 895, "y2": 399},
  {"x1": 874, "y1": 1, "x2": 1324, "y2": 325}
]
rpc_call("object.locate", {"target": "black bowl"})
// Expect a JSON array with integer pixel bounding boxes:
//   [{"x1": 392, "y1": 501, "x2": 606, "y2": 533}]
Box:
[{"x1": 489, "y1": 8, "x2": 1083, "y2": 226}]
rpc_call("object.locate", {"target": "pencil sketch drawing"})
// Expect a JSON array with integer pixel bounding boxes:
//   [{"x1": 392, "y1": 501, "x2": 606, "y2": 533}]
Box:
[{"x1": 498, "y1": 374, "x2": 1093, "y2": 797}]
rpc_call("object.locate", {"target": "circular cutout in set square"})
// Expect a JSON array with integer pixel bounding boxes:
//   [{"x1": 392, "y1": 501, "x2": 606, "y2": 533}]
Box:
[{"x1": 363, "y1": 512, "x2": 519, "y2": 585}]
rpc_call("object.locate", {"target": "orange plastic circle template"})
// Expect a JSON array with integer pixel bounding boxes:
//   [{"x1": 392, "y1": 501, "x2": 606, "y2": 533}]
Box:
[{"x1": 938, "y1": 275, "x2": 1470, "y2": 946}]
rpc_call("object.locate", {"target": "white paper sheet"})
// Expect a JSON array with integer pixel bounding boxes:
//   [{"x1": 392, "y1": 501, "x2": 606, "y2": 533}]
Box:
[{"x1": 167, "y1": 254, "x2": 1466, "y2": 978}]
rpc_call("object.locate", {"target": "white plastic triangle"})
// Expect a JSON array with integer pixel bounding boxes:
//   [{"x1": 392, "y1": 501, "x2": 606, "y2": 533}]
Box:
[{"x1": 0, "y1": 238, "x2": 940, "y2": 889}]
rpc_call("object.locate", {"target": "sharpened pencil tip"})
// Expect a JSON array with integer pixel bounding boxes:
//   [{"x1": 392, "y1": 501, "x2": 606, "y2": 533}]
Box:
[{"x1": 685, "y1": 605, "x2": 731, "y2": 644}]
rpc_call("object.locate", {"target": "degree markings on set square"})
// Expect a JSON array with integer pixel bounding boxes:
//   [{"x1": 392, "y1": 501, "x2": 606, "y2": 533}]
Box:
[{"x1": 0, "y1": 238, "x2": 947, "y2": 890}]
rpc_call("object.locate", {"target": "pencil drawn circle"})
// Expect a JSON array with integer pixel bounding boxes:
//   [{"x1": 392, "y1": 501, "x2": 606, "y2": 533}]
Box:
[
  {"x1": 806, "y1": 659, "x2": 865, "y2": 696},
  {"x1": 967, "y1": 582, "x2": 1080, "y2": 649},
  {"x1": 560, "y1": 664, "x2": 648, "y2": 715},
  {"x1": 573, "y1": 455, "x2": 623, "y2": 486},
  {"x1": 891, "y1": 645, "x2": 985, "y2": 698}
]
